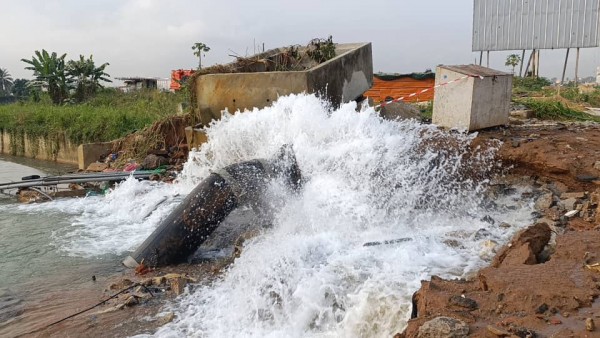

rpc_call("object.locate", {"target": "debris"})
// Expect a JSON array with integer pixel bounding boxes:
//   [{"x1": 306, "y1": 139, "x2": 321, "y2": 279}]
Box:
[
  {"x1": 157, "y1": 312, "x2": 175, "y2": 326},
  {"x1": 448, "y1": 295, "x2": 478, "y2": 310},
  {"x1": 564, "y1": 210, "x2": 579, "y2": 218},
  {"x1": 487, "y1": 325, "x2": 511, "y2": 337},
  {"x1": 586, "y1": 318, "x2": 595, "y2": 331},
  {"x1": 169, "y1": 276, "x2": 186, "y2": 296},
  {"x1": 87, "y1": 162, "x2": 109, "y2": 172},
  {"x1": 417, "y1": 316, "x2": 469, "y2": 338},
  {"x1": 585, "y1": 263, "x2": 600, "y2": 273}
]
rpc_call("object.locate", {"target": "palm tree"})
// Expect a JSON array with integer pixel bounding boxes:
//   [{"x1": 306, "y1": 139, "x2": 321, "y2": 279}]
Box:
[
  {"x1": 0, "y1": 68, "x2": 14, "y2": 95},
  {"x1": 67, "y1": 55, "x2": 111, "y2": 101},
  {"x1": 11, "y1": 79, "x2": 31, "y2": 99},
  {"x1": 22, "y1": 50, "x2": 71, "y2": 104},
  {"x1": 192, "y1": 42, "x2": 211, "y2": 69}
]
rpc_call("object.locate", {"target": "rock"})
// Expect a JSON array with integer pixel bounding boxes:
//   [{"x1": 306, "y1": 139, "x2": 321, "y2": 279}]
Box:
[
  {"x1": 487, "y1": 325, "x2": 511, "y2": 337},
  {"x1": 417, "y1": 316, "x2": 469, "y2": 338},
  {"x1": 510, "y1": 110, "x2": 534, "y2": 119},
  {"x1": 169, "y1": 276, "x2": 187, "y2": 296},
  {"x1": 561, "y1": 192, "x2": 586, "y2": 199},
  {"x1": 492, "y1": 223, "x2": 552, "y2": 267},
  {"x1": 123, "y1": 295, "x2": 138, "y2": 306},
  {"x1": 157, "y1": 312, "x2": 175, "y2": 326},
  {"x1": 499, "y1": 222, "x2": 512, "y2": 228},
  {"x1": 511, "y1": 140, "x2": 521, "y2": 148},
  {"x1": 535, "y1": 303, "x2": 548, "y2": 314},
  {"x1": 473, "y1": 228, "x2": 492, "y2": 240},
  {"x1": 448, "y1": 295, "x2": 478, "y2": 310},
  {"x1": 586, "y1": 318, "x2": 595, "y2": 331},
  {"x1": 142, "y1": 154, "x2": 169, "y2": 170},
  {"x1": 534, "y1": 193, "x2": 554, "y2": 211},
  {"x1": 577, "y1": 174, "x2": 598, "y2": 182},
  {"x1": 560, "y1": 198, "x2": 578, "y2": 211},
  {"x1": 87, "y1": 162, "x2": 109, "y2": 172},
  {"x1": 594, "y1": 161, "x2": 600, "y2": 171},
  {"x1": 549, "y1": 317, "x2": 562, "y2": 325},
  {"x1": 379, "y1": 101, "x2": 421, "y2": 121}
]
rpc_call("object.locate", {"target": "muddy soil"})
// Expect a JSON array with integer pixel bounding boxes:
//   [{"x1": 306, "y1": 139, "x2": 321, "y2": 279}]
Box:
[{"x1": 401, "y1": 121, "x2": 600, "y2": 338}]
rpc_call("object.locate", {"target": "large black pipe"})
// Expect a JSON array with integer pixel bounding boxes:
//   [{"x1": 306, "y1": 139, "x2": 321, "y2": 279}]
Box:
[{"x1": 123, "y1": 147, "x2": 301, "y2": 268}]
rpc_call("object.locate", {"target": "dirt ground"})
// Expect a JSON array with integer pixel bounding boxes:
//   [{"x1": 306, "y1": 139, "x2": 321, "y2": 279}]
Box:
[{"x1": 400, "y1": 120, "x2": 600, "y2": 338}]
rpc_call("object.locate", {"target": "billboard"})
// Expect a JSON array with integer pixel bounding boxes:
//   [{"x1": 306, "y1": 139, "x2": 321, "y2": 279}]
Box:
[{"x1": 473, "y1": 0, "x2": 600, "y2": 51}]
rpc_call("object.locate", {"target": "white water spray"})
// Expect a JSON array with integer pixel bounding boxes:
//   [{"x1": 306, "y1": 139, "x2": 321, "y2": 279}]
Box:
[{"x1": 145, "y1": 94, "x2": 533, "y2": 337}]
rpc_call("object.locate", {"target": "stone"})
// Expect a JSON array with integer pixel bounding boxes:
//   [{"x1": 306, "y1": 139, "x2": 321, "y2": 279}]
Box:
[
  {"x1": 157, "y1": 312, "x2": 175, "y2": 326},
  {"x1": 448, "y1": 295, "x2": 478, "y2": 310},
  {"x1": 417, "y1": 316, "x2": 469, "y2": 338},
  {"x1": 586, "y1": 318, "x2": 595, "y2": 331},
  {"x1": 594, "y1": 161, "x2": 600, "y2": 171},
  {"x1": 379, "y1": 101, "x2": 421, "y2": 121},
  {"x1": 123, "y1": 295, "x2": 138, "y2": 306},
  {"x1": 169, "y1": 276, "x2": 187, "y2": 296},
  {"x1": 561, "y1": 192, "x2": 586, "y2": 199},
  {"x1": 142, "y1": 154, "x2": 169, "y2": 170},
  {"x1": 560, "y1": 198, "x2": 578, "y2": 211},
  {"x1": 534, "y1": 193, "x2": 554, "y2": 211},
  {"x1": 86, "y1": 162, "x2": 109, "y2": 172},
  {"x1": 499, "y1": 222, "x2": 512, "y2": 228},
  {"x1": 511, "y1": 140, "x2": 521, "y2": 148},
  {"x1": 487, "y1": 325, "x2": 511, "y2": 336},
  {"x1": 510, "y1": 110, "x2": 534, "y2": 119}
]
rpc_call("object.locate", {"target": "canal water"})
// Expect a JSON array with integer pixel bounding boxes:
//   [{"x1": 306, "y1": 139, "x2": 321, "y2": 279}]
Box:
[{"x1": 0, "y1": 94, "x2": 535, "y2": 337}]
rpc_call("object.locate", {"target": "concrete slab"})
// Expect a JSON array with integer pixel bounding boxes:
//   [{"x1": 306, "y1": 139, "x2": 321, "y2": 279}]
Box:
[{"x1": 194, "y1": 42, "x2": 373, "y2": 126}]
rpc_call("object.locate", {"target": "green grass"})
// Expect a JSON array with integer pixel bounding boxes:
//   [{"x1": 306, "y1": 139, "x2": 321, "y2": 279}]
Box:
[
  {"x1": 518, "y1": 98, "x2": 600, "y2": 122},
  {"x1": 0, "y1": 89, "x2": 186, "y2": 145},
  {"x1": 512, "y1": 76, "x2": 553, "y2": 96}
]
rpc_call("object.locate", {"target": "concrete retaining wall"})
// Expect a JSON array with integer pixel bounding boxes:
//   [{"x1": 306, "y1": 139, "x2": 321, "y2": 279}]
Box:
[
  {"x1": 194, "y1": 42, "x2": 373, "y2": 126},
  {"x1": 0, "y1": 129, "x2": 79, "y2": 164}
]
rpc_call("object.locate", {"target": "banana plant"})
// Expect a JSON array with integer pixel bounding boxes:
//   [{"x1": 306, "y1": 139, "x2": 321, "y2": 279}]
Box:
[{"x1": 21, "y1": 50, "x2": 71, "y2": 104}]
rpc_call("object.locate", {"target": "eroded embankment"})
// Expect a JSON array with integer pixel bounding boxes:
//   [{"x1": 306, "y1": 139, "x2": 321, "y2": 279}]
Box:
[{"x1": 401, "y1": 122, "x2": 600, "y2": 338}]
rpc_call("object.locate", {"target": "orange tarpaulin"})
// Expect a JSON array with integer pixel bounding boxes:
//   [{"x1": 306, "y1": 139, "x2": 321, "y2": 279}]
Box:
[
  {"x1": 364, "y1": 74, "x2": 435, "y2": 103},
  {"x1": 170, "y1": 69, "x2": 195, "y2": 91}
]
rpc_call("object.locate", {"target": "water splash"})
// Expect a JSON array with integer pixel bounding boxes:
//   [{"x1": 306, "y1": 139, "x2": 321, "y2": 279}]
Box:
[{"x1": 145, "y1": 94, "x2": 533, "y2": 337}]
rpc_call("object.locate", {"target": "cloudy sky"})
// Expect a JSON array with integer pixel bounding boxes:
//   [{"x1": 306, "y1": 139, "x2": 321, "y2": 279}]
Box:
[{"x1": 2, "y1": 0, "x2": 600, "y2": 83}]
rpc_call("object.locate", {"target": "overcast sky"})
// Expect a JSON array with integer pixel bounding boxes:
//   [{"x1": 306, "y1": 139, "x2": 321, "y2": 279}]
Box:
[{"x1": 2, "y1": 0, "x2": 600, "y2": 83}]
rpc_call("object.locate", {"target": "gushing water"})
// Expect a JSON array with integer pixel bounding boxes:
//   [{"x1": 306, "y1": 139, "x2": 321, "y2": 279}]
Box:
[
  {"x1": 150, "y1": 94, "x2": 532, "y2": 337},
  {"x1": 5, "y1": 94, "x2": 533, "y2": 337}
]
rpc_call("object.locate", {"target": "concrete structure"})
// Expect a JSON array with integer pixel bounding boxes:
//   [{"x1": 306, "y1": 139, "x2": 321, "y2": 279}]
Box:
[
  {"x1": 77, "y1": 142, "x2": 115, "y2": 170},
  {"x1": 194, "y1": 43, "x2": 373, "y2": 126},
  {"x1": 0, "y1": 130, "x2": 79, "y2": 164},
  {"x1": 432, "y1": 65, "x2": 512, "y2": 131}
]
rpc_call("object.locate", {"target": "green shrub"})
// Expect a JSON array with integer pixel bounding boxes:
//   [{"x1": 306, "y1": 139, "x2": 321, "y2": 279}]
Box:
[
  {"x1": 0, "y1": 90, "x2": 185, "y2": 145},
  {"x1": 518, "y1": 99, "x2": 600, "y2": 122}
]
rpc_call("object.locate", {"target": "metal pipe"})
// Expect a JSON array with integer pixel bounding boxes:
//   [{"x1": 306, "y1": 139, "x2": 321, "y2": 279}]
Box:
[{"x1": 123, "y1": 147, "x2": 301, "y2": 268}]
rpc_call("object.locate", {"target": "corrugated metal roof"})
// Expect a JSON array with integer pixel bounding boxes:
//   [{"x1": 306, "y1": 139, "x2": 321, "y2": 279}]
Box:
[
  {"x1": 439, "y1": 64, "x2": 512, "y2": 77},
  {"x1": 473, "y1": 0, "x2": 600, "y2": 51}
]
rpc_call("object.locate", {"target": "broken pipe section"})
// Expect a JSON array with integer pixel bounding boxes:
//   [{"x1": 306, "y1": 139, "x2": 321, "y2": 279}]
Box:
[{"x1": 123, "y1": 145, "x2": 301, "y2": 268}]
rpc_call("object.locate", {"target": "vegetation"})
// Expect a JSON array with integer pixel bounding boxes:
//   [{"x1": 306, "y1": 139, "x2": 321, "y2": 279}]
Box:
[
  {"x1": 505, "y1": 54, "x2": 522, "y2": 74},
  {"x1": 67, "y1": 55, "x2": 111, "y2": 102},
  {"x1": 21, "y1": 50, "x2": 111, "y2": 104},
  {"x1": 10, "y1": 79, "x2": 32, "y2": 100},
  {"x1": 192, "y1": 42, "x2": 210, "y2": 69},
  {"x1": 517, "y1": 98, "x2": 600, "y2": 122},
  {"x1": 0, "y1": 68, "x2": 13, "y2": 95},
  {"x1": 306, "y1": 36, "x2": 336, "y2": 63},
  {"x1": 0, "y1": 89, "x2": 186, "y2": 145}
]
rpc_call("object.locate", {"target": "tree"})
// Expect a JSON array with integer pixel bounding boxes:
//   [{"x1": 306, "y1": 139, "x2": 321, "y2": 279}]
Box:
[
  {"x1": 505, "y1": 54, "x2": 522, "y2": 74},
  {"x1": 192, "y1": 42, "x2": 210, "y2": 69},
  {"x1": 11, "y1": 79, "x2": 30, "y2": 99},
  {"x1": 22, "y1": 50, "x2": 71, "y2": 104},
  {"x1": 67, "y1": 55, "x2": 111, "y2": 102},
  {"x1": 0, "y1": 68, "x2": 13, "y2": 95}
]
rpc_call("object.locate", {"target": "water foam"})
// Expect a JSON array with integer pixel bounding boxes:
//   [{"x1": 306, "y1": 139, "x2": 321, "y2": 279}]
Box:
[{"x1": 144, "y1": 94, "x2": 533, "y2": 337}]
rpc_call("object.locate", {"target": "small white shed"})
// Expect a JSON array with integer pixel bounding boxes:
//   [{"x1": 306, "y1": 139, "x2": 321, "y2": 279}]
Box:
[{"x1": 432, "y1": 65, "x2": 512, "y2": 131}]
